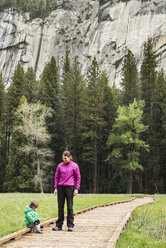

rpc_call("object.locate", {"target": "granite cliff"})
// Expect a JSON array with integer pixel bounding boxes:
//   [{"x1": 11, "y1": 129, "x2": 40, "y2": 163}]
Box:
[{"x1": 0, "y1": 0, "x2": 166, "y2": 86}]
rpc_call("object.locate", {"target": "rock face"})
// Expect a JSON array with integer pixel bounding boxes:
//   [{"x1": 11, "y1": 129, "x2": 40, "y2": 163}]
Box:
[{"x1": 0, "y1": 0, "x2": 166, "y2": 86}]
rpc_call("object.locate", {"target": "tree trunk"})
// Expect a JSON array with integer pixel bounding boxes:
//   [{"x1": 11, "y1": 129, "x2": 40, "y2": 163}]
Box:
[
  {"x1": 97, "y1": 158, "x2": 100, "y2": 193},
  {"x1": 73, "y1": 107, "x2": 76, "y2": 160},
  {"x1": 37, "y1": 156, "x2": 44, "y2": 193},
  {"x1": 93, "y1": 138, "x2": 97, "y2": 193},
  {"x1": 73, "y1": 81, "x2": 77, "y2": 160},
  {"x1": 89, "y1": 167, "x2": 92, "y2": 193},
  {"x1": 127, "y1": 170, "x2": 132, "y2": 194}
]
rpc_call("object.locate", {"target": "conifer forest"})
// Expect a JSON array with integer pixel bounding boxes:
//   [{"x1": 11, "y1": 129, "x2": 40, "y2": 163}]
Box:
[{"x1": 0, "y1": 38, "x2": 166, "y2": 194}]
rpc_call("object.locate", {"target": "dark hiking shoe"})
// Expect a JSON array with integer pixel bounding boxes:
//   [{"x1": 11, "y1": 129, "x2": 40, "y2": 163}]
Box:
[
  {"x1": 52, "y1": 226, "x2": 62, "y2": 231},
  {"x1": 68, "y1": 227, "x2": 73, "y2": 232}
]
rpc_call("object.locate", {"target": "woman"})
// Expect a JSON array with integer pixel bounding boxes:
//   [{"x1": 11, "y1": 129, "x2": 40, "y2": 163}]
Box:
[{"x1": 52, "y1": 150, "x2": 81, "y2": 232}]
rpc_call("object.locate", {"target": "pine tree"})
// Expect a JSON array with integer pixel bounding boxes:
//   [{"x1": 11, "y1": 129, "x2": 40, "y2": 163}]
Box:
[
  {"x1": 141, "y1": 38, "x2": 157, "y2": 124},
  {"x1": 82, "y1": 57, "x2": 104, "y2": 193},
  {"x1": 120, "y1": 49, "x2": 140, "y2": 105},
  {"x1": 140, "y1": 38, "x2": 158, "y2": 193},
  {"x1": 61, "y1": 48, "x2": 72, "y2": 148},
  {"x1": 107, "y1": 99, "x2": 149, "y2": 193},
  {"x1": 62, "y1": 57, "x2": 86, "y2": 160},
  {"x1": 24, "y1": 67, "x2": 39, "y2": 103},
  {"x1": 0, "y1": 73, "x2": 5, "y2": 134},
  {"x1": 3, "y1": 64, "x2": 28, "y2": 192},
  {"x1": 7, "y1": 63, "x2": 25, "y2": 127},
  {"x1": 0, "y1": 74, "x2": 6, "y2": 192},
  {"x1": 39, "y1": 56, "x2": 64, "y2": 178},
  {"x1": 63, "y1": 47, "x2": 71, "y2": 74},
  {"x1": 97, "y1": 71, "x2": 117, "y2": 193},
  {"x1": 6, "y1": 63, "x2": 25, "y2": 159},
  {"x1": 156, "y1": 69, "x2": 166, "y2": 192}
]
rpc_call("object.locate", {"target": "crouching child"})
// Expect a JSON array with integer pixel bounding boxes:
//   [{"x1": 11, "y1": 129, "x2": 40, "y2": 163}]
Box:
[{"x1": 24, "y1": 201, "x2": 43, "y2": 234}]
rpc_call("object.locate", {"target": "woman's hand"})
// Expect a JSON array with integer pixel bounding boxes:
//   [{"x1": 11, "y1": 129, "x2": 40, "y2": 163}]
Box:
[
  {"x1": 54, "y1": 189, "x2": 57, "y2": 195},
  {"x1": 74, "y1": 189, "x2": 78, "y2": 196}
]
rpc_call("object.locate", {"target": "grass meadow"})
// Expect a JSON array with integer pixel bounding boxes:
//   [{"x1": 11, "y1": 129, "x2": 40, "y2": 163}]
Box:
[
  {"x1": 0, "y1": 193, "x2": 131, "y2": 237},
  {"x1": 1, "y1": 193, "x2": 166, "y2": 248},
  {"x1": 116, "y1": 195, "x2": 166, "y2": 248}
]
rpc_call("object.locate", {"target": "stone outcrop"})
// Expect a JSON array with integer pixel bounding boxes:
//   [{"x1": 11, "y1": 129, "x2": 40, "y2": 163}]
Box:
[{"x1": 0, "y1": 0, "x2": 166, "y2": 86}]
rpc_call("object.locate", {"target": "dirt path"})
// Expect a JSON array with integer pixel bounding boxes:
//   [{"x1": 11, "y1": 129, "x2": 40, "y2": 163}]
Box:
[{"x1": 1, "y1": 197, "x2": 155, "y2": 248}]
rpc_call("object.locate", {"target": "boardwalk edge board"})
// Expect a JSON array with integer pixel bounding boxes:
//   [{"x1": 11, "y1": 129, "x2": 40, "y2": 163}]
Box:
[
  {"x1": 106, "y1": 197, "x2": 157, "y2": 248},
  {"x1": 0, "y1": 196, "x2": 153, "y2": 246},
  {"x1": 106, "y1": 212, "x2": 131, "y2": 248}
]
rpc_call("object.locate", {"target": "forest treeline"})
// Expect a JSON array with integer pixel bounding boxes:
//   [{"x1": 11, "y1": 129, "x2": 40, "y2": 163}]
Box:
[
  {"x1": 0, "y1": 38, "x2": 166, "y2": 194},
  {"x1": 0, "y1": 0, "x2": 150, "y2": 19},
  {"x1": 0, "y1": 0, "x2": 51, "y2": 19}
]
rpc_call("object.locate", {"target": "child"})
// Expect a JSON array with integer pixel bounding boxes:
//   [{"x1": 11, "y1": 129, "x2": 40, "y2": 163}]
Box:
[{"x1": 24, "y1": 201, "x2": 43, "y2": 234}]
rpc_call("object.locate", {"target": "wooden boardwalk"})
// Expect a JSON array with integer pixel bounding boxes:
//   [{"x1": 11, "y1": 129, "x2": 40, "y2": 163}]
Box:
[{"x1": 1, "y1": 197, "x2": 155, "y2": 248}]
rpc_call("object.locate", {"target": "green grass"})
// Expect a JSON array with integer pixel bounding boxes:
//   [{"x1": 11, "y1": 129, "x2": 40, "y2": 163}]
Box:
[
  {"x1": 116, "y1": 195, "x2": 166, "y2": 248},
  {"x1": 0, "y1": 193, "x2": 131, "y2": 238}
]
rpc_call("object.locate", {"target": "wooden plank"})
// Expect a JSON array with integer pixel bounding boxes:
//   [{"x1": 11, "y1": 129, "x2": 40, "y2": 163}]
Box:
[
  {"x1": 40, "y1": 218, "x2": 57, "y2": 228},
  {"x1": 106, "y1": 213, "x2": 131, "y2": 248},
  {"x1": 0, "y1": 197, "x2": 155, "y2": 248},
  {"x1": 106, "y1": 197, "x2": 157, "y2": 248},
  {"x1": 0, "y1": 228, "x2": 30, "y2": 245},
  {"x1": 0, "y1": 197, "x2": 135, "y2": 246}
]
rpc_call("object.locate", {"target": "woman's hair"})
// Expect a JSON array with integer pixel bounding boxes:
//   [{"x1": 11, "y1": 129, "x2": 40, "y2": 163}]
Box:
[
  {"x1": 29, "y1": 201, "x2": 38, "y2": 209},
  {"x1": 62, "y1": 150, "x2": 73, "y2": 160},
  {"x1": 62, "y1": 150, "x2": 71, "y2": 158}
]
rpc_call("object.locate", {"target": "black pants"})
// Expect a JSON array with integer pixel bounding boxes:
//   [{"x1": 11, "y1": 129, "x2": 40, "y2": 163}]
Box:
[
  {"x1": 28, "y1": 219, "x2": 40, "y2": 228},
  {"x1": 34, "y1": 219, "x2": 40, "y2": 225},
  {"x1": 56, "y1": 186, "x2": 74, "y2": 228}
]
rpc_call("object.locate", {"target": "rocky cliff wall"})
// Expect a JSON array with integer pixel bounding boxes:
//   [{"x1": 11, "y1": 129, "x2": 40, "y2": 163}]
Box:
[{"x1": 0, "y1": 0, "x2": 166, "y2": 86}]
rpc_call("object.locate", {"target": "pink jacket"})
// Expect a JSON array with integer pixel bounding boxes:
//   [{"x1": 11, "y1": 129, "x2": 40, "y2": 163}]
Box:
[{"x1": 54, "y1": 161, "x2": 81, "y2": 189}]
